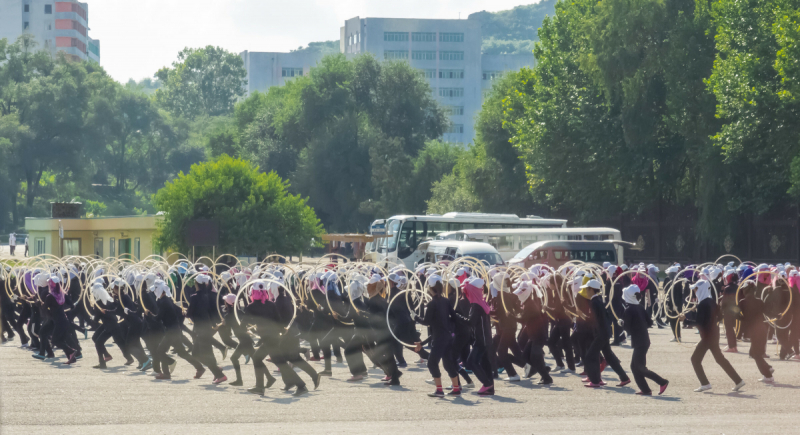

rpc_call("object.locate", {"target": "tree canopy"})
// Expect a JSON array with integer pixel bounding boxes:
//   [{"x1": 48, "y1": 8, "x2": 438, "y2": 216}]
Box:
[{"x1": 153, "y1": 155, "x2": 322, "y2": 255}]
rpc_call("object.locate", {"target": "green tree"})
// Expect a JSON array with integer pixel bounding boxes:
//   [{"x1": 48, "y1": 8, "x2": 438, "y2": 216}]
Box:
[
  {"x1": 153, "y1": 155, "x2": 323, "y2": 255},
  {"x1": 154, "y1": 46, "x2": 247, "y2": 119}
]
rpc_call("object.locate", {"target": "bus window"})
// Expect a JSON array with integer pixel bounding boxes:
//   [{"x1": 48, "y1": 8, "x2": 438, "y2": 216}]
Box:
[
  {"x1": 449, "y1": 223, "x2": 476, "y2": 231},
  {"x1": 570, "y1": 250, "x2": 615, "y2": 263},
  {"x1": 425, "y1": 252, "x2": 436, "y2": 263},
  {"x1": 553, "y1": 250, "x2": 568, "y2": 260},
  {"x1": 488, "y1": 236, "x2": 513, "y2": 250},
  {"x1": 532, "y1": 250, "x2": 548, "y2": 260}
]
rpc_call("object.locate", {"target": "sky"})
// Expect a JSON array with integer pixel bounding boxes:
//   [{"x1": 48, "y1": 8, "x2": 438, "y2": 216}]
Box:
[{"x1": 89, "y1": 0, "x2": 538, "y2": 83}]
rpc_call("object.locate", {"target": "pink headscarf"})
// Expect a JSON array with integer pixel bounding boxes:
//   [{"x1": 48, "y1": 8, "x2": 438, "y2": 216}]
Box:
[
  {"x1": 463, "y1": 279, "x2": 490, "y2": 314},
  {"x1": 789, "y1": 271, "x2": 800, "y2": 292},
  {"x1": 631, "y1": 272, "x2": 649, "y2": 291},
  {"x1": 757, "y1": 272, "x2": 772, "y2": 285},
  {"x1": 48, "y1": 277, "x2": 65, "y2": 306}
]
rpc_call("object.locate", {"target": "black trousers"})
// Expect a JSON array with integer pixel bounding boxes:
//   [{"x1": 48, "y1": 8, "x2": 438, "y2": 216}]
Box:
[
  {"x1": 230, "y1": 337, "x2": 254, "y2": 381},
  {"x1": 547, "y1": 319, "x2": 575, "y2": 370},
  {"x1": 277, "y1": 334, "x2": 318, "y2": 385},
  {"x1": 155, "y1": 328, "x2": 203, "y2": 374},
  {"x1": 668, "y1": 317, "x2": 682, "y2": 341},
  {"x1": 691, "y1": 336, "x2": 742, "y2": 386},
  {"x1": 427, "y1": 335, "x2": 458, "y2": 379},
  {"x1": 495, "y1": 329, "x2": 524, "y2": 377},
  {"x1": 93, "y1": 324, "x2": 130, "y2": 362},
  {"x1": 630, "y1": 344, "x2": 666, "y2": 393},
  {"x1": 191, "y1": 324, "x2": 224, "y2": 378},
  {"x1": 466, "y1": 344, "x2": 493, "y2": 387},
  {"x1": 723, "y1": 314, "x2": 737, "y2": 349},
  {"x1": 523, "y1": 338, "x2": 552, "y2": 381},
  {"x1": 124, "y1": 319, "x2": 148, "y2": 364},
  {"x1": 343, "y1": 332, "x2": 368, "y2": 375},
  {"x1": 584, "y1": 334, "x2": 629, "y2": 384},
  {"x1": 748, "y1": 325, "x2": 772, "y2": 377}
]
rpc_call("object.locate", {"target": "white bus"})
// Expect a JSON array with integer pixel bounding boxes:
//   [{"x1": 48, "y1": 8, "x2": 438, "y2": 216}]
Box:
[
  {"x1": 435, "y1": 227, "x2": 622, "y2": 261},
  {"x1": 375, "y1": 213, "x2": 567, "y2": 268}
]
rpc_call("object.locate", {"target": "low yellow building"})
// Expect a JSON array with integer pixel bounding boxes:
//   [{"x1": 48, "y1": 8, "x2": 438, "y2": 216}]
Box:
[{"x1": 25, "y1": 215, "x2": 161, "y2": 259}]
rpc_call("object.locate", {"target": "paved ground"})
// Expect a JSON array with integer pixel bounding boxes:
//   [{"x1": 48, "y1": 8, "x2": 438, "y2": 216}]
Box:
[{"x1": 1, "y1": 326, "x2": 798, "y2": 434}]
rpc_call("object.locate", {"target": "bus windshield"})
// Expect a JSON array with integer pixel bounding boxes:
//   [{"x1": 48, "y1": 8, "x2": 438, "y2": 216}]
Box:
[{"x1": 385, "y1": 219, "x2": 401, "y2": 252}]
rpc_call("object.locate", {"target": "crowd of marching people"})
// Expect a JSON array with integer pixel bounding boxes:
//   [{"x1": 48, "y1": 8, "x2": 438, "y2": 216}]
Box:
[{"x1": 1, "y1": 255, "x2": 798, "y2": 398}]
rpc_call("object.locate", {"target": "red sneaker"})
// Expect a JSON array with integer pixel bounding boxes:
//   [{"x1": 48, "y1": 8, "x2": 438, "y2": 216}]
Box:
[
  {"x1": 584, "y1": 383, "x2": 601, "y2": 388},
  {"x1": 659, "y1": 381, "x2": 669, "y2": 395},
  {"x1": 194, "y1": 368, "x2": 206, "y2": 379},
  {"x1": 309, "y1": 357, "x2": 321, "y2": 362},
  {"x1": 212, "y1": 375, "x2": 227, "y2": 385},
  {"x1": 103, "y1": 355, "x2": 113, "y2": 362},
  {"x1": 581, "y1": 377, "x2": 591, "y2": 383},
  {"x1": 617, "y1": 379, "x2": 631, "y2": 387}
]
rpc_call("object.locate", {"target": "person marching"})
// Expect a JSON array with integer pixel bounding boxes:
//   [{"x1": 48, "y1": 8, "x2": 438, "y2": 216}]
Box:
[
  {"x1": 152, "y1": 280, "x2": 205, "y2": 380},
  {"x1": 581, "y1": 278, "x2": 631, "y2": 388},
  {"x1": 684, "y1": 279, "x2": 745, "y2": 392},
  {"x1": 412, "y1": 275, "x2": 460, "y2": 398},
  {"x1": 621, "y1": 284, "x2": 668, "y2": 395},
  {"x1": 185, "y1": 274, "x2": 227, "y2": 384}
]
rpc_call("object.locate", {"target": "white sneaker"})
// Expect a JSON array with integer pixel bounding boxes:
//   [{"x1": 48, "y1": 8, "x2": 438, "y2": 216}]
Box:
[
  {"x1": 506, "y1": 375, "x2": 521, "y2": 382},
  {"x1": 694, "y1": 384, "x2": 712, "y2": 392},
  {"x1": 758, "y1": 377, "x2": 774, "y2": 384},
  {"x1": 463, "y1": 382, "x2": 475, "y2": 389},
  {"x1": 669, "y1": 338, "x2": 677, "y2": 342},
  {"x1": 425, "y1": 378, "x2": 435, "y2": 384},
  {"x1": 732, "y1": 380, "x2": 746, "y2": 392}
]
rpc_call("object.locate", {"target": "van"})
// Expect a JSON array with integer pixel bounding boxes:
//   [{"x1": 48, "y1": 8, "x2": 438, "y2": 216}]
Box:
[
  {"x1": 508, "y1": 240, "x2": 622, "y2": 269},
  {"x1": 435, "y1": 227, "x2": 622, "y2": 262},
  {"x1": 415, "y1": 241, "x2": 505, "y2": 267}
]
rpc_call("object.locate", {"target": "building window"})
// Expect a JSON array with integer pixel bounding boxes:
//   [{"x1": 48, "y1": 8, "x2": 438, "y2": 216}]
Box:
[
  {"x1": 35, "y1": 238, "x2": 46, "y2": 256},
  {"x1": 440, "y1": 51, "x2": 464, "y2": 61},
  {"x1": 384, "y1": 32, "x2": 408, "y2": 42},
  {"x1": 446, "y1": 124, "x2": 465, "y2": 134},
  {"x1": 24, "y1": 4, "x2": 29, "y2": 12},
  {"x1": 384, "y1": 50, "x2": 408, "y2": 60},
  {"x1": 439, "y1": 88, "x2": 464, "y2": 98},
  {"x1": 94, "y1": 237, "x2": 103, "y2": 258},
  {"x1": 411, "y1": 51, "x2": 435, "y2": 61},
  {"x1": 440, "y1": 33, "x2": 464, "y2": 43},
  {"x1": 412, "y1": 32, "x2": 436, "y2": 42},
  {"x1": 483, "y1": 71, "x2": 504, "y2": 80},
  {"x1": 445, "y1": 106, "x2": 464, "y2": 116},
  {"x1": 62, "y1": 239, "x2": 80, "y2": 256},
  {"x1": 439, "y1": 69, "x2": 464, "y2": 79},
  {"x1": 281, "y1": 67, "x2": 303, "y2": 77},
  {"x1": 109, "y1": 237, "x2": 115, "y2": 257},
  {"x1": 47, "y1": 24, "x2": 51, "y2": 30},
  {"x1": 418, "y1": 69, "x2": 436, "y2": 79},
  {"x1": 45, "y1": 4, "x2": 52, "y2": 13},
  {"x1": 134, "y1": 237, "x2": 141, "y2": 261},
  {"x1": 23, "y1": 22, "x2": 29, "y2": 29}
]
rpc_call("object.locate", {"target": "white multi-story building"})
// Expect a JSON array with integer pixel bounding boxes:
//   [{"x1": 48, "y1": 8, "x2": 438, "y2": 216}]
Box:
[
  {"x1": 241, "y1": 16, "x2": 535, "y2": 144},
  {"x1": 0, "y1": 0, "x2": 99, "y2": 62}
]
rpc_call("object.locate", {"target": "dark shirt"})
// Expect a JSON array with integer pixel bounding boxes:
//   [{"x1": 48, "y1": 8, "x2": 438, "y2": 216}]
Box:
[
  {"x1": 156, "y1": 296, "x2": 181, "y2": 330},
  {"x1": 622, "y1": 304, "x2": 651, "y2": 348},
  {"x1": 589, "y1": 296, "x2": 609, "y2": 339},
  {"x1": 244, "y1": 301, "x2": 282, "y2": 341},
  {"x1": 416, "y1": 295, "x2": 454, "y2": 340},
  {"x1": 457, "y1": 303, "x2": 492, "y2": 348}
]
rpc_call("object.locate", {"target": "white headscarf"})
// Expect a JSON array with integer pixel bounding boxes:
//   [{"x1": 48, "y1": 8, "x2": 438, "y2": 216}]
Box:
[
  {"x1": 348, "y1": 279, "x2": 366, "y2": 300},
  {"x1": 153, "y1": 279, "x2": 171, "y2": 298},
  {"x1": 691, "y1": 280, "x2": 712, "y2": 302},
  {"x1": 513, "y1": 280, "x2": 533, "y2": 303},
  {"x1": 426, "y1": 274, "x2": 442, "y2": 288},
  {"x1": 92, "y1": 283, "x2": 114, "y2": 304},
  {"x1": 622, "y1": 284, "x2": 640, "y2": 305}
]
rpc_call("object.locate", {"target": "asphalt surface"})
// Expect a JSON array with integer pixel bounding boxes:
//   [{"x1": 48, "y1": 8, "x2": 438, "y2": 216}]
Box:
[{"x1": 1, "y1": 326, "x2": 798, "y2": 434}]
